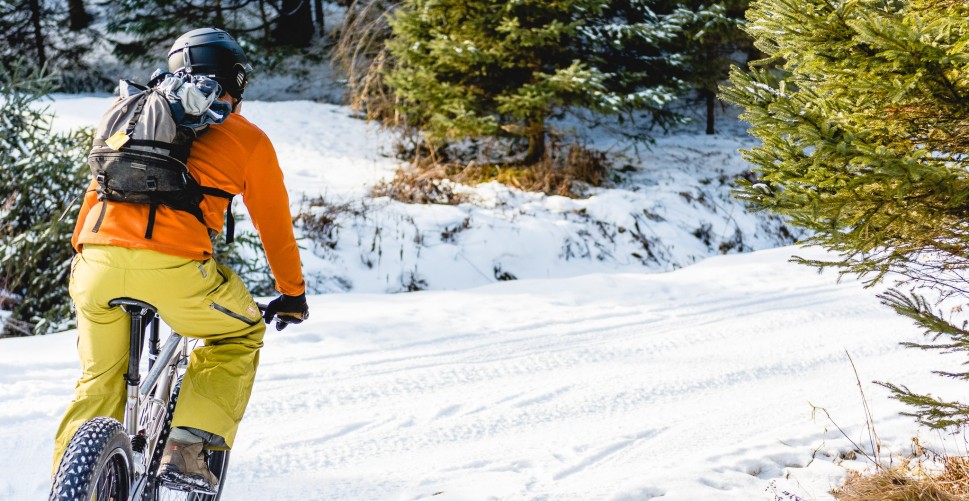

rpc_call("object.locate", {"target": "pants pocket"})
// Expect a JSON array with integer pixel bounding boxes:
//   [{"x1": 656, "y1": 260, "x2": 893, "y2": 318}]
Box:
[
  {"x1": 68, "y1": 253, "x2": 82, "y2": 298},
  {"x1": 204, "y1": 263, "x2": 261, "y2": 326}
]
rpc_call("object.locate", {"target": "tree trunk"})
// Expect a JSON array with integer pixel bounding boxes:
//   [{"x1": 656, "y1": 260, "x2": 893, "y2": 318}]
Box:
[
  {"x1": 704, "y1": 88, "x2": 716, "y2": 135},
  {"x1": 67, "y1": 0, "x2": 92, "y2": 31},
  {"x1": 259, "y1": 0, "x2": 272, "y2": 41},
  {"x1": 215, "y1": 0, "x2": 225, "y2": 28},
  {"x1": 27, "y1": 0, "x2": 45, "y2": 68},
  {"x1": 314, "y1": 0, "x2": 325, "y2": 33},
  {"x1": 523, "y1": 119, "x2": 546, "y2": 165},
  {"x1": 273, "y1": 0, "x2": 315, "y2": 47}
]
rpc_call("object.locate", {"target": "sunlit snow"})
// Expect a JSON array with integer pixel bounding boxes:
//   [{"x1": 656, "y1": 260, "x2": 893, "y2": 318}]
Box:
[{"x1": 0, "y1": 97, "x2": 956, "y2": 500}]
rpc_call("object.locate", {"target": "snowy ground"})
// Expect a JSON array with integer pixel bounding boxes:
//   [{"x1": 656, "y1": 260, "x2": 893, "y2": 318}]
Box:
[
  {"x1": 1, "y1": 246, "x2": 957, "y2": 500},
  {"x1": 2, "y1": 97, "x2": 959, "y2": 499}
]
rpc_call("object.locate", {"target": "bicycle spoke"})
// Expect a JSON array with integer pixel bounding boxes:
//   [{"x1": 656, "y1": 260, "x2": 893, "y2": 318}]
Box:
[{"x1": 93, "y1": 453, "x2": 123, "y2": 501}]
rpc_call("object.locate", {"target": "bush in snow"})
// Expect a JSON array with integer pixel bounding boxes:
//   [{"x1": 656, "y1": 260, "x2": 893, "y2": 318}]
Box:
[
  {"x1": 375, "y1": 136, "x2": 609, "y2": 200},
  {"x1": 723, "y1": 0, "x2": 969, "y2": 429},
  {"x1": 0, "y1": 63, "x2": 91, "y2": 336}
]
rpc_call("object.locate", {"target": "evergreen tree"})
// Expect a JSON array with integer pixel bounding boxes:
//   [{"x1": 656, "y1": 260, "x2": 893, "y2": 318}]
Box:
[
  {"x1": 107, "y1": 0, "x2": 323, "y2": 67},
  {"x1": 66, "y1": 0, "x2": 93, "y2": 31},
  {"x1": 664, "y1": 0, "x2": 753, "y2": 134},
  {"x1": 0, "y1": 62, "x2": 91, "y2": 336},
  {"x1": 722, "y1": 0, "x2": 969, "y2": 428},
  {"x1": 385, "y1": 0, "x2": 686, "y2": 164},
  {"x1": 0, "y1": 0, "x2": 98, "y2": 88}
]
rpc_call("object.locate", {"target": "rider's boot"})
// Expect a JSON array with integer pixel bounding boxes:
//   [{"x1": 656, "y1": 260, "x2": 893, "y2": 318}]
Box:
[{"x1": 158, "y1": 428, "x2": 219, "y2": 493}]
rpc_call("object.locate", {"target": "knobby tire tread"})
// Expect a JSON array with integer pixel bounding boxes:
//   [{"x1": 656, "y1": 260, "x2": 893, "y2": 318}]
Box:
[{"x1": 50, "y1": 416, "x2": 132, "y2": 501}]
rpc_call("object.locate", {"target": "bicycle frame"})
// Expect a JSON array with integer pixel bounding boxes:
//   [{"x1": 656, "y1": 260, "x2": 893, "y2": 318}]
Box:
[{"x1": 111, "y1": 298, "x2": 189, "y2": 499}]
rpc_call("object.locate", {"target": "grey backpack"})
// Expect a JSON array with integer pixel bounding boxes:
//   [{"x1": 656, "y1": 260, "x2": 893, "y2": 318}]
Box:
[{"x1": 88, "y1": 72, "x2": 236, "y2": 241}]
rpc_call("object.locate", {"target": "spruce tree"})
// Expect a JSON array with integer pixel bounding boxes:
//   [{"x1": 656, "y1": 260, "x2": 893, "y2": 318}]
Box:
[
  {"x1": 722, "y1": 0, "x2": 969, "y2": 429},
  {"x1": 0, "y1": 63, "x2": 91, "y2": 336},
  {"x1": 107, "y1": 0, "x2": 322, "y2": 67},
  {"x1": 0, "y1": 0, "x2": 98, "y2": 89},
  {"x1": 664, "y1": 0, "x2": 753, "y2": 134},
  {"x1": 384, "y1": 0, "x2": 685, "y2": 164}
]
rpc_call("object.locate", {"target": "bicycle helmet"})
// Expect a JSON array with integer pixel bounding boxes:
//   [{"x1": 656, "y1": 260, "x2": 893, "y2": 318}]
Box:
[{"x1": 168, "y1": 28, "x2": 252, "y2": 100}]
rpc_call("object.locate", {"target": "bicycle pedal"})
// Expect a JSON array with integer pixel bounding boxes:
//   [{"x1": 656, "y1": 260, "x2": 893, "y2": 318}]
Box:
[
  {"x1": 159, "y1": 480, "x2": 218, "y2": 495},
  {"x1": 158, "y1": 474, "x2": 218, "y2": 495}
]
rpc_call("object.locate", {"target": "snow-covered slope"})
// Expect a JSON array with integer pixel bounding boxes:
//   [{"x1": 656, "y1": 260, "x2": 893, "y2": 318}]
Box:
[
  {"x1": 10, "y1": 97, "x2": 953, "y2": 499},
  {"x1": 0, "y1": 245, "x2": 950, "y2": 500},
  {"x1": 45, "y1": 96, "x2": 799, "y2": 294}
]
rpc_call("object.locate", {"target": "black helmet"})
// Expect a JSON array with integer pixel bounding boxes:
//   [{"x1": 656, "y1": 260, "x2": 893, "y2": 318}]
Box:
[{"x1": 168, "y1": 28, "x2": 252, "y2": 99}]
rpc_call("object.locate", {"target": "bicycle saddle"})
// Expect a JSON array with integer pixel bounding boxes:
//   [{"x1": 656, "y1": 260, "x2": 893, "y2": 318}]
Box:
[{"x1": 109, "y1": 297, "x2": 158, "y2": 316}]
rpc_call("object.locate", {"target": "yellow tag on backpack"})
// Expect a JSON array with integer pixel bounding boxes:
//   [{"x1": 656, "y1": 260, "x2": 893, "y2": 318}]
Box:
[{"x1": 105, "y1": 131, "x2": 130, "y2": 150}]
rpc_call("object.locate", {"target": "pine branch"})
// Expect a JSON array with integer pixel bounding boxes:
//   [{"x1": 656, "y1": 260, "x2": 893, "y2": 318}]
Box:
[{"x1": 878, "y1": 381, "x2": 969, "y2": 430}]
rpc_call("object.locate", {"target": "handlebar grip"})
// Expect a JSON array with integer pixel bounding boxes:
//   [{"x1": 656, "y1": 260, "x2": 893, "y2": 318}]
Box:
[{"x1": 256, "y1": 302, "x2": 290, "y2": 331}]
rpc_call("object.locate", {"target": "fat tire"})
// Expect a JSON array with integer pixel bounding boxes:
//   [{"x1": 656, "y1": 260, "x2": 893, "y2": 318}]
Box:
[
  {"x1": 147, "y1": 378, "x2": 230, "y2": 501},
  {"x1": 50, "y1": 416, "x2": 133, "y2": 501}
]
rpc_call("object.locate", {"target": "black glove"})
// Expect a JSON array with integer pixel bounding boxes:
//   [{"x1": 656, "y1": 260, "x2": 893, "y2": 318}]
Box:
[{"x1": 263, "y1": 293, "x2": 309, "y2": 331}]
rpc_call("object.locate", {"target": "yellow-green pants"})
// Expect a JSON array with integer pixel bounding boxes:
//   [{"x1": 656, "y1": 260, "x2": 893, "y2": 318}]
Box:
[{"x1": 52, "y1": 245, "x2": 265, "y2": 472}]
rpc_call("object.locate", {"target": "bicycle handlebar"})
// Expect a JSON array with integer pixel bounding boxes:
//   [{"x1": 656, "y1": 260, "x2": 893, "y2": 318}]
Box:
[{"x1": 256, "y1": 302, "x2": 291, "y2": 331}]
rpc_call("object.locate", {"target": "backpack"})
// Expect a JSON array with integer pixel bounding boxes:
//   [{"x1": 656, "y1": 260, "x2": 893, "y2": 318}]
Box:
[{"x1": 88, "y1": 71, "x2": 237, "y2": 243}]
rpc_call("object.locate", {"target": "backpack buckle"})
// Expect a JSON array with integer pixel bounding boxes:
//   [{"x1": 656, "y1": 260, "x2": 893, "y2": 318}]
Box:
[
  {"x1": 146, "y1": 177, "x2": 157, "y2": 191},
  {"x1": 96, "y1": 174, "x2": 106, "y2": 186}
]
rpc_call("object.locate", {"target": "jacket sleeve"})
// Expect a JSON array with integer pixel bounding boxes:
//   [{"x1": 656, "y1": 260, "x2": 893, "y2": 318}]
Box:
[
  {"x1": 71, "y1": 180, "x2": 99, "y2": 252},
  {"x1": 242, "y1": 133, "x2": 306, "y2": 296}
]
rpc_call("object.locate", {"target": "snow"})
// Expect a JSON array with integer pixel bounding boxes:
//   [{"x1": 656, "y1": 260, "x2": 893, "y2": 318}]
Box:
[
  {"x1": 1, "y1": 96, "x2": 957, "y2": 499},
  {"x1": 44, "y1": 95, "x2": 799, "y2": 295},
  {"x1": 0, "y1": 246, "x2": 954, "y2": 500}
]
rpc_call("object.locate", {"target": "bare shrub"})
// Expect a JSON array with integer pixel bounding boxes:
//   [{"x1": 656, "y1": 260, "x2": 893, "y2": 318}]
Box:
[
  {"x1": 371, "y1": 164, "x2": 470, "y2": 205},
  {"x1": 294, "y1": 195, "x2": 366, "y2": 250},
  {"x1": 332, "y1": 0, "x2": 399, "y2": 124},
  {"x1": 375, "y1": 139, "x2": 610, "y2": 203}
]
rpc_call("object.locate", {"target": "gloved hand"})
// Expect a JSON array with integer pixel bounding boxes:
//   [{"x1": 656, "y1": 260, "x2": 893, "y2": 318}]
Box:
[{"x1": 263, "y1": 293, "x2": 309, "y2": 331}]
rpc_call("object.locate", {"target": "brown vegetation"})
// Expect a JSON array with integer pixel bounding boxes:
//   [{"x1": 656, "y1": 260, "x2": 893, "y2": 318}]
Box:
[
  {"x1": 834, "y1": 444, "x2": 969, "y2": 501},
  {"x1": 372, "y1": 140, "x2": 610, "y2": 204}
]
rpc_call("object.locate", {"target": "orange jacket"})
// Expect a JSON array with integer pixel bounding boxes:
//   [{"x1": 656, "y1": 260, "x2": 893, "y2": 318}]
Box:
[{"x1": 72, "y1": 111, "x2": 306, "y2": 296}]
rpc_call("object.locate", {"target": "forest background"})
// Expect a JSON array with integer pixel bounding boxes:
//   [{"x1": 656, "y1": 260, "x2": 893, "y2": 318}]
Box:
[{"x1": 0, "y1": 0, "x2": 760, "y2": 335}]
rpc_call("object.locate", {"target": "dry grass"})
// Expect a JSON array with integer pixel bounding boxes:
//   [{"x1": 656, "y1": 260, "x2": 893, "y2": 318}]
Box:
[
  {"x1": 833, "y1": 445, "x2": 969, "y2": 501},
  {"x1": 374, "y1": 140, "x2": 610, "y2": 203},
  {"x1": 824, "y1": 354, "x2": 969, "y2": 501},
  {"x1": 935, "y1": 456, "x2": 969, "y2": 498},
  {"x1": 457, "y1": 141, "x2": 609, "y2": 197},
  {"x1": 331, "y1": 0, "x2": 399, "y2": 124},
  {"x1": 834, "y1": 466, "x2": 967, "y2": 501},
  {"x1": 371, "y1": 164, "x2": 469, "y2": 205}
]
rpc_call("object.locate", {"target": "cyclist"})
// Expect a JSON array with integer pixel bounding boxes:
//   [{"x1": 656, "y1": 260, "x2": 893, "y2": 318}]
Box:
[{"x1": 52, "y1": 27, "x2": 309, "y2": 492}]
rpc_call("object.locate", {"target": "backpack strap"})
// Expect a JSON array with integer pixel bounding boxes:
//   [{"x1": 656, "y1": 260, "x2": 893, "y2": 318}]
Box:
[
  {"x1": 145, "y1": 202, "x2": 158, "y2": 239},
  {"x1": 125, "y1": 91, "x2": 151, "y2": 138},
  {"x1": 200, "y1": 187, "x2": 236, "y2": 244},
  {"x1": 92, "y1": 198, "x2": 108, "y2": 234},
  {"x1": 92, "y1": 138, "x2": 191, "y2": 162}
]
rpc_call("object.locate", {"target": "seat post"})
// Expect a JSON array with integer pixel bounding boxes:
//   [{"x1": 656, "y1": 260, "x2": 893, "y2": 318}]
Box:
[
  {"x1": 148, "y1": 315, "x2": 161, "y2": 370},
  {"x1": 108, "y1": 297, "x2": 158, "y2": 435},
  {"x1": 125, "y1": 308, "x2": 146, "y2": 387}
]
